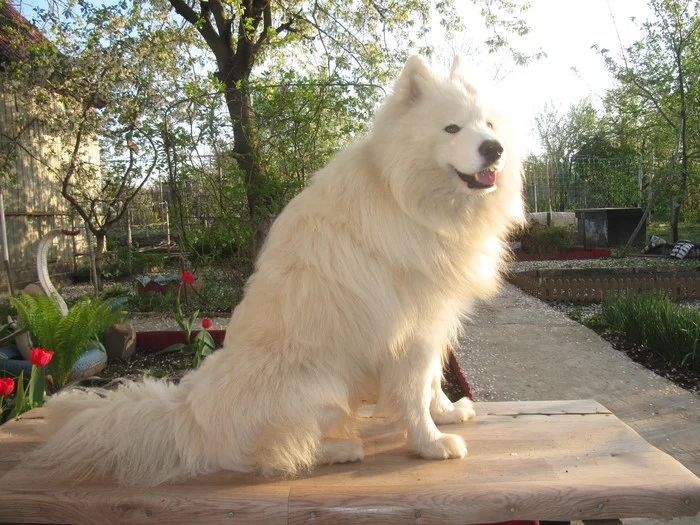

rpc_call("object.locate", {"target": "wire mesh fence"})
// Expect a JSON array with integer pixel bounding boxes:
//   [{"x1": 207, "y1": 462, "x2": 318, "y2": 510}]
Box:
[{"x1": 523, "y1": 155, "x2": 648, "y2": 213}]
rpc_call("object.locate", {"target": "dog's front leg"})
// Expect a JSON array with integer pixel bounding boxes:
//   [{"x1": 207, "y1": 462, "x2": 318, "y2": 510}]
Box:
[
  {"x1": 382, "y1": 339, "x2": 467, "y2": 460},
  {"x1": 430, "y1": 364, "x2": 476, "y2": 425}
]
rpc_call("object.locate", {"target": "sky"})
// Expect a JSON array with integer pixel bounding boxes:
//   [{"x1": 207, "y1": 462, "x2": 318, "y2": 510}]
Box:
[
  {"x1": 16, "y1": 0, "x2": 654, "y2": 155},
  {"x1": 473, "y1": 0, "x2": 654, "y2": 154}
]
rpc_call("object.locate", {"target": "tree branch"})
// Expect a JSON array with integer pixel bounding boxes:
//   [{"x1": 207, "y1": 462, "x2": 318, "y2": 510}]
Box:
[
  {"x1": 208, "y1": 0, "x2": 233, "y2": 47},
  {"x1": 169, "y1": 0, "x2": 229, "y2": 61}
]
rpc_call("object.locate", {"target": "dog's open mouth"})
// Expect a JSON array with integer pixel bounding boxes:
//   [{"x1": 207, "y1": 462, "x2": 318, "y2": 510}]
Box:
[{"x1": 455, "y1": 168, "x2": 497, "y2": 190}]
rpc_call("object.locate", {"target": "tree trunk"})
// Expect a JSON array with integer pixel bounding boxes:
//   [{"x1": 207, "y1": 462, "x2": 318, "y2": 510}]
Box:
[
  {"x1": 224, "y1": 76, "x2": 272, "y2": 256},
  {"x1": 167, "y1": 0, "x2": 275, "y2": 257},
  {"x1": 93, "y1": 231, "x2": 106, "y2": 292},
  {"x1": 672, "y1": 43, "x2": 688, "y2": 244},
  {"x1": 671, "y1": 199, "x2": 681, "y2": 243}
]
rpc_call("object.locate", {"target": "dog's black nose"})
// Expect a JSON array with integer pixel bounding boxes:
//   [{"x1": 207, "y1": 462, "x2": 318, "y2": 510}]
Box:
[{"x1": 479, "y1": 140, "x2": 504, "y2": 165}]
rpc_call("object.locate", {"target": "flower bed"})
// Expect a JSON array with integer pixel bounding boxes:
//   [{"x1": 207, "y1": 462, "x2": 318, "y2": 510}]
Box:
[
  {"x1": 136, "y1": 274, "x2": 203, "y2": 295},
  {"x1": 136, "y1": 330, "x2": 226, "y2": 351}
]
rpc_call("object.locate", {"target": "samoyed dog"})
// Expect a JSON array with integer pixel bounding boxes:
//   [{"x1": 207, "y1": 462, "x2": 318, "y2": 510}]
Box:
[{"x1": 31, "y1": 55, "x2": 524, "y2": 485}]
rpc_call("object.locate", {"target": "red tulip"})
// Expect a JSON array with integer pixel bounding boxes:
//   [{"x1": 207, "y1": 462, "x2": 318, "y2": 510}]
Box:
[
  {"x1": 201, "y1": 318, "x2": 213, "y2": 329},
  {"x1": 0, "y1": 377, "x2": 14, "y2": 396},
  {"x1": 181, "y1": 271, "x2": 195, "y2": 284},
  {"x1": 30, "y1": 347, "x2": 54, "y2": 367}
]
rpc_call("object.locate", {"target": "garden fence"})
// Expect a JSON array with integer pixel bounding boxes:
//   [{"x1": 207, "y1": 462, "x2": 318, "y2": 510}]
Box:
[
  {"x1": 509, "y1": 273, "x2": 700, "y2": 303},
  {"x1": 523, "y1": 155, "x2": 647, "y2": 213}
]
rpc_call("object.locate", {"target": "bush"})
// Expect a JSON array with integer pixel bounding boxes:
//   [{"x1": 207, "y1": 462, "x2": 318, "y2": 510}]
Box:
[
  {"x1": 187, "y1": 218, "x2": 249, "y2": 261},
  {"x1": 601, "y1": 294, "x2": 700, "y2": 370},
  {"x1": 126, "y1": 290, "x2": 177, "y2": 313},
  {"x1": 517, "y1": 223, "x2": 577, "y2": 254},
  {"x1": 103, "y1": 249, "x2": 167, "y2": 278}
]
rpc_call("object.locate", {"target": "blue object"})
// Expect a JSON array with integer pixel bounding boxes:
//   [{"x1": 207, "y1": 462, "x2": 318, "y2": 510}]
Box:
[
  {"x1": 0, "y1": 346, "x2": 20, "y2": 360},
  {"x1": 72, "y1": 344, "x2": 107, "y2": 374},
  {"x1": 0, "y1": 344, "x2": 107, "y2": 378},
  {"x1": 0, "y1": 356, "x2": 30, "y2": 376}
]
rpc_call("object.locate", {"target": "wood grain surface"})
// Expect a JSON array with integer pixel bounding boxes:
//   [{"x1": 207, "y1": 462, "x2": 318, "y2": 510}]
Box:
[{"x1": 0, "y1": 400, "x2": 698, "y2": 524}]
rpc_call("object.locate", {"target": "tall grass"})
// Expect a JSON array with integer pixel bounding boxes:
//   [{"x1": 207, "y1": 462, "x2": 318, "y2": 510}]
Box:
[{"x1": 601, "y1": 294, "x2": 700, "y2": 371}]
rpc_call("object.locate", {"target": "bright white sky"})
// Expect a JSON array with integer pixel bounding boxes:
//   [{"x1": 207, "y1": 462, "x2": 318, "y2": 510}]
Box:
[
  {"x1": 19, "y1": 0, "x2": 654, "y2": 156},
  {"x1": 469, "y1": 0, "x2": 654, "y2": 154}
]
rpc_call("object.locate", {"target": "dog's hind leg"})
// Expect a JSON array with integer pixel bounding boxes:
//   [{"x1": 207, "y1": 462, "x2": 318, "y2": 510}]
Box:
[
  {"x1": 381, "y1": 338, "x2": 467, "y2": 460},
  {"x1": 320, "y1": 437, "x2": 364, "y2": 464},
  {"x1": 318, "y1": 406, "x2": 364, "y2": 465}
]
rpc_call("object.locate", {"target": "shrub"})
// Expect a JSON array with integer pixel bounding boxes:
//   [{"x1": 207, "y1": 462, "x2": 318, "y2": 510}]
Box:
[
  {"x1": 11, "y1": 294, "x2": 126, "y2": 388},
  {"x1": 103, "y1": 249, "x2": 167, "y2": 278},
  {"x1": 601, "y1": 294, "x2": 700, "y2": 370},
  {"x1": 126, "y1": 290, "x2": 177, "y2": 312},
  {"x1": 517, "y1": 222, "x2": 577, "y2": 254}
]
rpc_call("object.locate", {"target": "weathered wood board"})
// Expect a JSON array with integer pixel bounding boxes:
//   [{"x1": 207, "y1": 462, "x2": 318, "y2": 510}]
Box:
[{"x1": 0, "y1": 400, "x2": 698, "y2": 524}]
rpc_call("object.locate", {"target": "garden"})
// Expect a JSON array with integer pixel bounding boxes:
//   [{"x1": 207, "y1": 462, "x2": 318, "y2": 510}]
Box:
[
  {"x1": 509, "y1": 219, "x2": 700, "y2": 393},
  {"x1": 0, "y1": 0, "x2": 699, "y2": 424},
  {"x1": 1, "y1": 215, "x2": 698, "y2": 422}
]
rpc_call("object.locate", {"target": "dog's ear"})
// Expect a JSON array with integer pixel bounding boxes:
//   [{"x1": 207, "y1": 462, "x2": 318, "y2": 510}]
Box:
[
  {"x1": 450, "y1": 55, "x2": 478, "y2": 95},
  {"x1": 393, "y1": 55, "x2": 436, "y2": 105},
  {"x1": 450, "y1": 55, "x2": 465, "y2": 78}
]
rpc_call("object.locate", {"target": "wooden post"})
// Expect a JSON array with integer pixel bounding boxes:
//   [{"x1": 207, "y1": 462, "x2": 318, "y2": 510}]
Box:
[
  {"x1": 0, "y1": 188, "x2": 15, "y2": 296},
  {"x1": 126, "y1": 207, "x2": 133, "y2": 274},
  {"x1": 164, "y1": 202, "x2": 171, "y2": 246},
  {"x1": 84, "y1": 224, "x2": 99, "y2": 296}
]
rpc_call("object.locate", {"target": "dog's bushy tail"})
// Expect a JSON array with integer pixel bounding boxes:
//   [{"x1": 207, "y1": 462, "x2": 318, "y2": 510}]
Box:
[{"x1": 28, "y1": 378, "x2": 209, "y2": 486}]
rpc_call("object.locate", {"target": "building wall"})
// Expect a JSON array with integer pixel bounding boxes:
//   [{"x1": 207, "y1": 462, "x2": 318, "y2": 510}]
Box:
[{"x1": 0, "y1": 85, "x2": 97, "y2": 292}]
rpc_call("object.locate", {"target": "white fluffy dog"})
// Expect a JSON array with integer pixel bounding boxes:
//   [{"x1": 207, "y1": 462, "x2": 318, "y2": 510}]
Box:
[{"x1": 31, "y1": 55, "x2": 524, "y2": 485}]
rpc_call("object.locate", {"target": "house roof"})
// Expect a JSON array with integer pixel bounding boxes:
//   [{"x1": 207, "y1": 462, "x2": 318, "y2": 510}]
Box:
[
  {"x1": 0, "y1": 3, "x2": 106, "y2": 108},
  {"x1": 0, "y1": 2, "x2": 51, "y2": 66}
]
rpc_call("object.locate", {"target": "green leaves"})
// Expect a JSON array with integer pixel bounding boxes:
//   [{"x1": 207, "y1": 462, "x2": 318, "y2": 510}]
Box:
[
  {"x1": 595, "y1": 0, "x2": 700, "y2": 225},
  {"x1": 193, "y1": 329, "x2": 215, "y2": 368},
  {"x1": 602, "y1": 294, "x2": 700, "y2": 370},
  {"x1": 8, "y1": 372, "x2": 27, "y2": 419},
  {"x1": 158, "y1": 293, "x2": 215, "y2": 368},
  {"x1": 10, "y1": 293, "x2": 125, "y2": 388}
]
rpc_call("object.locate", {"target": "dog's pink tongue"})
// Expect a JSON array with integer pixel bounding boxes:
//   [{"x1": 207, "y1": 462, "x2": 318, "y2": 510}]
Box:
[{"x1": 476, "y1": 169, "x2": 497, "y2": 186}]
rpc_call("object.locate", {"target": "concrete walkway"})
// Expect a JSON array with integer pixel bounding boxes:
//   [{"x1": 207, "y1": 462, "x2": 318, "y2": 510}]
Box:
[{"x1": 454, "y1": 282, "x2": 700, "y2": 525}]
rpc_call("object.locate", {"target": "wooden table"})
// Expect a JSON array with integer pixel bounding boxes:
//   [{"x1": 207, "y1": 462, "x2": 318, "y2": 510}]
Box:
[{"x1": 0, "y1": 400, "x2": 698, "y2": 524}]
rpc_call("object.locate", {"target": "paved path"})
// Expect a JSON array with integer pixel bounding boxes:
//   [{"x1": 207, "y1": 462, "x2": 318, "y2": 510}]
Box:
[{"x1": 454, "y1": 282, "x2": 700, "y2": 525}]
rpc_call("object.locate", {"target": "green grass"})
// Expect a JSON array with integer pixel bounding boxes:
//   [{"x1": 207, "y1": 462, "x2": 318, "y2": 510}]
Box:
[
  {"x1": 601, "y1": 294, "x2": 700, "y2": 371},
  {"x1": 647, "y1": 222, "x2": 700, "y2": 242}
]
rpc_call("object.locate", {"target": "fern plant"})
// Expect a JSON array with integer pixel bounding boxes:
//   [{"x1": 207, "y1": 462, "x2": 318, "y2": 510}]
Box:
[{"x1": 11, "y1": 293, "x2": 125, "y2": 388}]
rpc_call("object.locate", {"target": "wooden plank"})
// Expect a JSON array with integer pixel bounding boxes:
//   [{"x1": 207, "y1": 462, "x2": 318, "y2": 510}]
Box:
[
  {"x1": 0, "y1": 485, "x2": 291, "y2": 525},
  {"x1": 287, "y1": 481, "x2": 698, "y2": 525},
  {"x1": 475, "y1": 399, "x2": 611, "y2": 416},
  {"x1": 0, "y1": 402, "x2": 698, "y2": 525}
]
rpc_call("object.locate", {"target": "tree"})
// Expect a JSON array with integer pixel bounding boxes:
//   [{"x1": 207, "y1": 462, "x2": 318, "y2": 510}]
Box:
[
  {"x1": 532, "y1": 100, "x2": 598, "y2": 211},
  {"x1": 534, "y1": 99, "x2": 597, "y2": 164},
  {"x1": 163, "y1": 0, "x2": 534, "y2": 254},
  {"x1": 1, "y1": 1, "x2": 198, "y2": 289},
  {"x1": 571, "y1": 134, "x2": 641, "y2": 208},
  {"x1": 597, "y1": 0, "x2": 700, "y2": 240}
]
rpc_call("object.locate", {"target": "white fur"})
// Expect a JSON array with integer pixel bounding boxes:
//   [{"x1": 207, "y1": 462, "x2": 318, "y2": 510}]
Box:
[{"x1": 29, "y1": 56, "x2": 525, "y2": 485}]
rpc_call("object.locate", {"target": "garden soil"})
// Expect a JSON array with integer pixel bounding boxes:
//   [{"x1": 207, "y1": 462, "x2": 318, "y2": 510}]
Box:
[{"x1": 455, "y1": 282, "x2": 700, "y2": 525}]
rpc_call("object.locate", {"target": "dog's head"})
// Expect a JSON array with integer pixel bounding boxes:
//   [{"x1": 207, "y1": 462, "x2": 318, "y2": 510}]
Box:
[{"x1": 371, "y1": 56, "x2": 524, "y2": 233}]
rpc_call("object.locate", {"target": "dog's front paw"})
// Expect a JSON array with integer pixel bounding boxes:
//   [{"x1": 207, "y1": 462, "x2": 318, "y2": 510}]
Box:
[{"x1": 417, "y1": 433, "x2": 467, "y2": 460}]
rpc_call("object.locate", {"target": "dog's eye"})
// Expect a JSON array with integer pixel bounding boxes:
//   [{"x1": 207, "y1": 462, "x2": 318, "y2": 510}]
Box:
[
  {"x1": 444, "y1": 124, "x2": 461, "y2": 134},
  {"x1": 486, "y1": 121, "x2": 494, "y2": 130}
]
